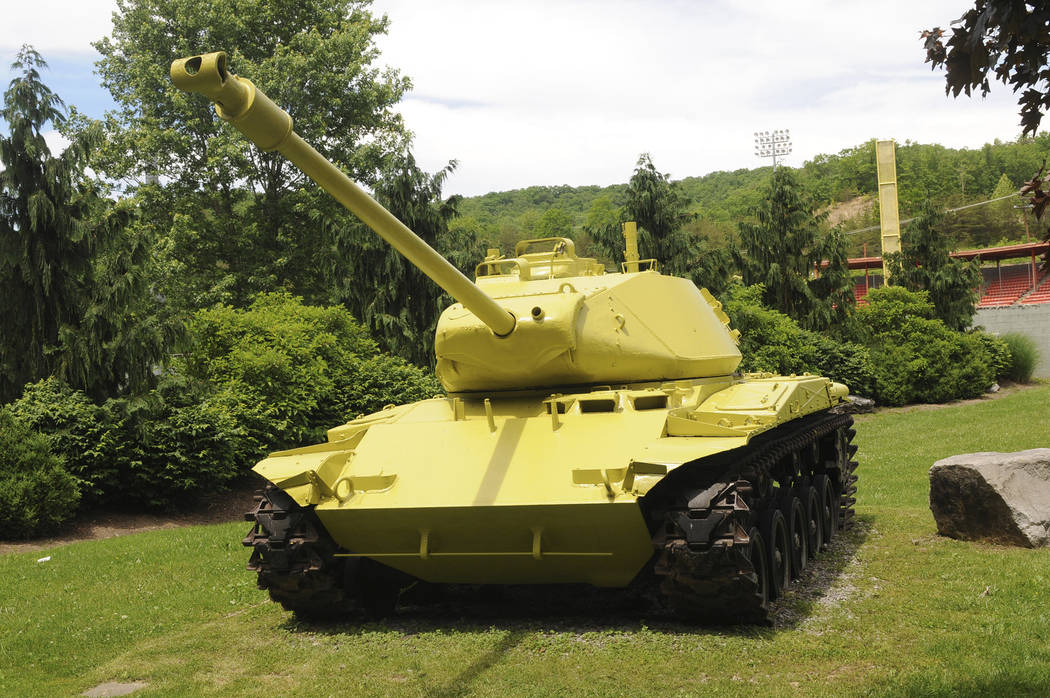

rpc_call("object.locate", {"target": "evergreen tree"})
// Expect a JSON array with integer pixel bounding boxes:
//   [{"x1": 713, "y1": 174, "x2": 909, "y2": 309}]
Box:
[
  {"x1": 582, "y1": 195, "x2": 626, "y2": 266},
  {"x1": 808, "y1": 227, "x2": 855, "y2": 332},
  {"x1": 331, "y1": 153, "x2": 469, "y2": 366},
  {"x1": 884, "y1": 201, "x2": 981, "y2": 331},
  {"x1": 0, "y1": 46, "x2": 91, "y2": 401},
  {"x1": 0, "y1": 46, "x2": 170, "y2": 402},
  {"x1": 624, "y1": 153, "x2": 693, "y2": 268},
  {"x1": 613, "y1": 154, "x2": 729, "y2": 292},
  {"x1": 733, "y1": 168, "x2": 853, "y2": 330}
]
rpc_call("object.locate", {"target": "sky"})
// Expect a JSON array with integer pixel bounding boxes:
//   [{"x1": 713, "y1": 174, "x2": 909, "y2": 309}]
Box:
[{"x1": 0, "y1": 0, "x2": 1028, "y2": 197}]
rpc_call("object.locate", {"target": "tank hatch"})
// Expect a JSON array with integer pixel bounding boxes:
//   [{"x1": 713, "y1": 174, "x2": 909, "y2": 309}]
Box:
[{"x1": 474, "y1": 238, "x2": 605, "y2": 281}]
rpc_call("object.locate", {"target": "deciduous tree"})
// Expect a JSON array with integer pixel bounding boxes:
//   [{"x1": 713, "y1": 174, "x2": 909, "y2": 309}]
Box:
[
  {"x1": 81, "y1": 0, "x2": 411, "y2": 308},
  {"x1": 922, "y1": 2, "x2": 1050, "y2": 134}
]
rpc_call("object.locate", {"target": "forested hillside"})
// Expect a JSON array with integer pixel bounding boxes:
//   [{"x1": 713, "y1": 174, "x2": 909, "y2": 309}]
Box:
[{"x1": 458, "y1": 134, "x2": 1050, "y2": 258}]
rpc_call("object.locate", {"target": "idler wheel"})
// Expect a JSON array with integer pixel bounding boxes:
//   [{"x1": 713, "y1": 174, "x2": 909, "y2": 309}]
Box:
[
  {"x1": 813, "y1": 474, "x2": 838, "y2": 546},
  {"x1": 780, "y1": 491, "x2": 809, "y2": 579},
  {"x1": 799, "y1": 485, "x2": 824, "y2": 560},
  {"x1": 760, "y1": 508, "x2": 790, "y2": 600},
  {"x1": 746, "y1": 526, "x2": 771, "y2": 612}
]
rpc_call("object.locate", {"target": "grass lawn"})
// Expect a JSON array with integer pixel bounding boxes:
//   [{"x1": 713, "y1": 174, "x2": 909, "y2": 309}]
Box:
[{"x1": 2, "y1": 384, "x2": 1049, "y2": 696}]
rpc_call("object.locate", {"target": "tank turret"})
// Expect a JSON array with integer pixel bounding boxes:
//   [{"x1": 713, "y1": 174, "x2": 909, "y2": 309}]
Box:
[{"x1": 170, "y1": 52, "x2": 742, "y2": 392}]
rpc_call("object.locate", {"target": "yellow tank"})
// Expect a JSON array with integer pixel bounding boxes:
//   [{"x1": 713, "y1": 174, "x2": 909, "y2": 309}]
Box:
[{"x1": 171, "y1": 52, "x2": 858, "y2": 622}]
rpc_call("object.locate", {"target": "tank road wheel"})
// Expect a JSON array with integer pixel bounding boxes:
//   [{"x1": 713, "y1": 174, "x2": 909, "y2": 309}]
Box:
[
  {"x1": 813, "y1": 474, "x2": 837, "y2": 547},
  {"x1": 647, "y1": 412, "x2": 858, "y2": 624},
  {"x1": 745, "y1": 526, "x2": 771, "y2": 613},
  {"x1": 761, "y1": 508, "x2": 790, "y2": 600},
  {"x1": 799, "y1": 485, "x2": 824, "y2": 559},
  {"x1": 780, "y1": 492, "x2": 809, "y2": 579}
]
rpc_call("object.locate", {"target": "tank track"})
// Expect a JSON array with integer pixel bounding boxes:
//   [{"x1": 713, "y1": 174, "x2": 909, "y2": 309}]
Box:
[
  {"x1": 243, "y1": 486, "x2": 355, "y2": 618},
  {"x1": 648, "y1": 411, "x2": 858, "y2": 624},
  {"x1": 243, "y1": 486, "x2": 410, "y2": 620}
]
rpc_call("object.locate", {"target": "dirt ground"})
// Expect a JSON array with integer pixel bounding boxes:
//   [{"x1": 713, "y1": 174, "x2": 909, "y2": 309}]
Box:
[{"x1": 0, "y1": 478, "x2": 260, "y2": 555}]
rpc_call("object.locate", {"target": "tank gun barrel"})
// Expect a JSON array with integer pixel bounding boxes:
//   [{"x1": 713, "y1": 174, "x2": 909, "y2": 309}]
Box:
[{"x1": 169, "y1": 52, "x2": 516, "y2": 337}]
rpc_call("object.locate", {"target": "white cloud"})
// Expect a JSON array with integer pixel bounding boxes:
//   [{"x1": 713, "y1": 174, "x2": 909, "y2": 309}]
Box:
[
  {"x1": 0, "y1": 0, "x2": 116, "y2": 54},
  {"x1": 371, "y1": 0, "x2": 1024, "y2": 195},
  {"x1": 2, "y1": 1, "x2": 1027, "y2": 197},
  {"x1": 43, "y1": 129, "x2": 71, "y2": 155}
]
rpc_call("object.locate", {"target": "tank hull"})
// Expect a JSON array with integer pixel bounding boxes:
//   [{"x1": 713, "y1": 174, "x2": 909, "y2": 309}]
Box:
[{"x1": 245, "y1": 374, "x2": 855, "y2": 620}]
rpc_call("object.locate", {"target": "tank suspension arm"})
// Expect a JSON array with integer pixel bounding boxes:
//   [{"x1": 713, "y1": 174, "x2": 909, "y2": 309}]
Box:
[{"x1": 170, "y1": 52, "x2": 516, "y2": 337}]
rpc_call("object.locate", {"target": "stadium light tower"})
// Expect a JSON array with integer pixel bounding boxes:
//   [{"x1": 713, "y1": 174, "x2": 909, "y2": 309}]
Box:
[{"x1": 754, "y1": 129, "x2": 792, "y2": 171}]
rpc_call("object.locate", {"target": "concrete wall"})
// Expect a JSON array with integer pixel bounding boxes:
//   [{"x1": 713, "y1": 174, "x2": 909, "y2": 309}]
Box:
[{"x1": 975, "y1": 304, "x2": 1050, "y2": 378}]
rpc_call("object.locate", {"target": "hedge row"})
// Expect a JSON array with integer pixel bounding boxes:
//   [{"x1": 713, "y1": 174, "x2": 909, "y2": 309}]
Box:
[
  {"x1": 722, "y1": 284, "x2": 1014, "y2": 407},
  {"x1": 0, "y1": 293, "x2": 441, "y2": 537}
]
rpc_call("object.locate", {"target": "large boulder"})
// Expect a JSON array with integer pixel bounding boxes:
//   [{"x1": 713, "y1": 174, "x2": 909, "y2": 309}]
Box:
[{"x1": 929, "y1": 449, "x2": 1050, "y2": 547}]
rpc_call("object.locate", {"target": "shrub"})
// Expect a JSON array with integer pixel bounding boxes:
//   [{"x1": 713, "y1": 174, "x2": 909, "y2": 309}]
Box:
[
  {"x1": 0, "y1": 410, "x2": 80, "y2": 538},
  {"x1": 8, "y1": 377, "x2": 246, "y2": 510},
  {"x1": 854, "y1": 287, "x2": 995, "y2": 406},
  {"x1": 4, "y1": 295, "x2": 443, "y2": 511},
  {"x1": 971, "y1": 331, "x2": 1012, "y2": 381},
  {"x1": 1001, "y1": 332, "x2": 1040, "y2": 383},
  {"x1": 808, "y1": 334, "x2": 879, "y2": 399},
  {"x1": 7, "y1": 379, "x2": 119, "y2": 505},
  {"x1": 105, "y1": 376, "x2": 247, "y2": 508},
  {"x1": 849, "y1": 285, "x2": 936, "y2": 339},
  {"x1": 177, "y1": 292, "x2": 443, "y2": 451},
  {"x1": 721, "y1": 284, "x2": 877, "y2": 397}
]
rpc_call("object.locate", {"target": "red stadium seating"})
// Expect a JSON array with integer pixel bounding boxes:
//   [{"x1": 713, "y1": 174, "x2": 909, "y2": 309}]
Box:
[
  {"x1": 978, "y1": 265, "x2": 1043, "y2": 308},
  {"x1": 1019, "y1": 271, "x2": 1050, "y2": 305}
]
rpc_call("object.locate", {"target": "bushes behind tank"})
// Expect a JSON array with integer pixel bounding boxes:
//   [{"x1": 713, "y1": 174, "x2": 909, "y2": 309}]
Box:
[
  {"x1": 721, "y1": 284, "x2": 1001, "y2": 406},
  {"x1": 0, "y1": 409, "x2": 81, "y2": 538},
  {"x1": 721, "y1": 284, "x2": 878, "y2": 397},
  {"x1": 8, "y1": 375, "x2": 251, "y2": 510},
  {"x1": 175, "y1": 292, "x2": 443, "y2": 456},
  {"x1": 6, "y1": 379, "x2": 119, "y2": 506},
  {"x1": 853, "y1": 287, "x2": 995, "y2": 406},
  {"x1": 2, "y1": 293, "x2": 442, "y2": 522}
]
